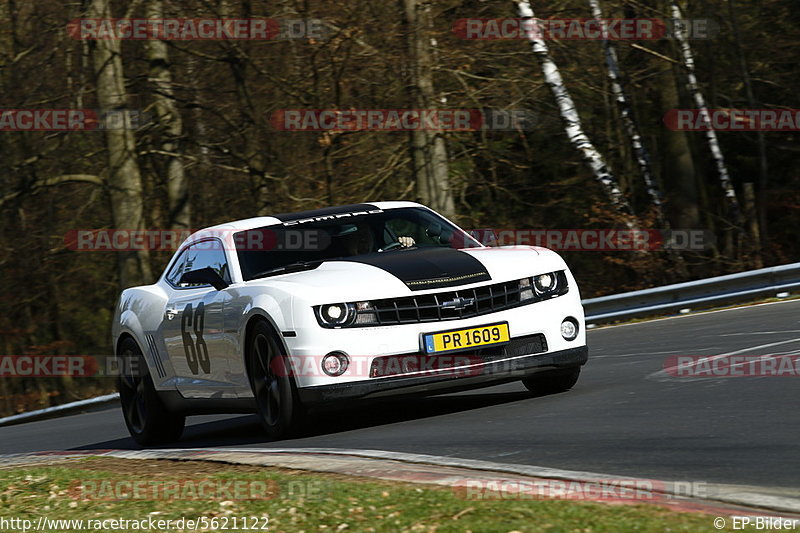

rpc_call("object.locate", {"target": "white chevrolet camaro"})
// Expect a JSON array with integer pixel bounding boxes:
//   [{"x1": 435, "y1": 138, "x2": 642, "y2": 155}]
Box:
[{"x1": 112, "y1": 202, "x2": 588, "y2": 444}]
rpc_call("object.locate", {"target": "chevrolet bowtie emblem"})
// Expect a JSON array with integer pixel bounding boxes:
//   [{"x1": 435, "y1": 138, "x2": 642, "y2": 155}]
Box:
[{"x1": 440, "y1": 297, "x2": 476, "y2": 311}]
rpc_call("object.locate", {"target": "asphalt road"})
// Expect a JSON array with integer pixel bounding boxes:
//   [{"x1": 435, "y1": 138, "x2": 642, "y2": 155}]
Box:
[{"x1": 2, "y1": 300, "x2": 799, "y2": 488}]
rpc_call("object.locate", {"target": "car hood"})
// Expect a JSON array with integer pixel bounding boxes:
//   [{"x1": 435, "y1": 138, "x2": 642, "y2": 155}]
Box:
[{"x1": 244, "y1": 246, "x2": 564, "y2": 304}]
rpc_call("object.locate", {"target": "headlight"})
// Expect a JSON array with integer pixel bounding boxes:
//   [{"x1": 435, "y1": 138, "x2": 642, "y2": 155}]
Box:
[
  {"x1": 323, "y1": 304, "x2": 345, "y2": 320},
  {"x1": 315, "y1": 301, "x2": 377, "y2": 328},
  {"x1": 534, "y1": 273, "x2": 556, "y2": 292},
  {"x1": 317, "y1": 303, "x2": 356, "y2": 327},
  {"x1": 518, "y1": 271, "x2": 568, "y2": 302}
]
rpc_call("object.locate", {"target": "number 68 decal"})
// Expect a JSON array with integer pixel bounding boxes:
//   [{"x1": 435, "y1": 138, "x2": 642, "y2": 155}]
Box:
[{"x1": 181, "y1": 303, "x2": 211, "y2": 374}]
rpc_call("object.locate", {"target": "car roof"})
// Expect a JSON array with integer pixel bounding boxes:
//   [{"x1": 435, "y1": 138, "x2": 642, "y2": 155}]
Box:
[{"x1": 183, "y1": 201, "x2": 427, "y2": 245}]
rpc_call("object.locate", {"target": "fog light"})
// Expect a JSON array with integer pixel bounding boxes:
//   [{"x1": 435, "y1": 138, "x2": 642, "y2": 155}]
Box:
[
  {"x1": 322, "y1": 351, "x2": 349, "y2": 376},
  {"x1": 561, "y1": 318, "x2": 579, "y2": 341}
]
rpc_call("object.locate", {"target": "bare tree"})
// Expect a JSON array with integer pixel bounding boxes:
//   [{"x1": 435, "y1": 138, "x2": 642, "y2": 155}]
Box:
[
  {"x1": 517, "y1": 0, "x2": 634, "y2": 219},
  {"x1": 658, "y1": 64, "x2": 702, "y2": 230},
  {"x1": 590, "y1": 0, "x2": 688, "y2": 276},
  {"x1": 589, "y1": 0, "x2": 666, "y2": 225},
  {"x1": 729, "y1": 0, "x2": 766, "y2": 255},
  {"x1": 220, "y1": 0, "x2": 274, "y2": 216},
  {"x1": 88, "y1": 0, "x2": 152, "y2": 287},
  {"x1": 146, "y1": 0, "x2": 190, "y2": 231},
  {"x1": 402, "y1": 0, "x2": 455, "y2": 217},
  {"x1": 670, "y1": 1, "x2": 743, "y2": 230}
]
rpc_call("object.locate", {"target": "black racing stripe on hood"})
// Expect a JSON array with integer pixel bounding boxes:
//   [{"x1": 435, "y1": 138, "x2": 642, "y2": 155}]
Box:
[
  {"x1": 342, "y1": 247, "x2": 491, "y2": 291},
  {"x1": 271, "y1": 204, "x2": 380, "y2": 223}
]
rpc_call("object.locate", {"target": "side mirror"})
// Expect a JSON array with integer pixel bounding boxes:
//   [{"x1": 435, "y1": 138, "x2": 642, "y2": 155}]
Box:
[{"x1": 179, "y1": 267, "x2": 230, "y2": 291}]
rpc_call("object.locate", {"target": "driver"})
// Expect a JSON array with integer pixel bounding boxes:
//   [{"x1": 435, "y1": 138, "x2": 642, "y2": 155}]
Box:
[
  {"x1": 339, "y1": 223, "x2": 375, "y2": 256},
  {"x1": 397, "y1": 236, "x2": 415, "y2": 248},
  {"x1": 334, "y1": 222, "x2": 415, "y2": 256}
]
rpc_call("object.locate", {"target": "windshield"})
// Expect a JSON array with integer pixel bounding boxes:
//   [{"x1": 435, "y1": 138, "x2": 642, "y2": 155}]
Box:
[{"x1": 235, "y1": 207, "x2": 479, "y2": 281}]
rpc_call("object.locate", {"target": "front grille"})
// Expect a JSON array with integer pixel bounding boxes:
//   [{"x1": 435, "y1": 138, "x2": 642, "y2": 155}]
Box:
[
  {"x1": 354, "y1": 272, "x2": 567, "y2": 327},
  {"x1": 369, "y1": 333, "x2": 548, "y2": 378}
]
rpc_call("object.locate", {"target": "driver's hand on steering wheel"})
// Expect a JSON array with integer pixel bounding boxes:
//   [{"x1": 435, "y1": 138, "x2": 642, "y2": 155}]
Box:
[{"x1": 398, "y1": 236, "x2": 415, "y2": 248}]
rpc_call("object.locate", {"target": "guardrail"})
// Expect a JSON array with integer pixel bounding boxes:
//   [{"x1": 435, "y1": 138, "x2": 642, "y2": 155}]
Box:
[
  {"x1": 0, "y1": 393, "x2": 119, "y2": 427},
  {"x1": 583, "y1": 262, "x2": 800, "y2": 323}
]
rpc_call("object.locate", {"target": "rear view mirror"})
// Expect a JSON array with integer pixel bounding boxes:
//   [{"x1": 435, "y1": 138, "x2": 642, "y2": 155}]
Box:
[{"x1": 179, "y1": 267, "x2": 229, "y2": 291}]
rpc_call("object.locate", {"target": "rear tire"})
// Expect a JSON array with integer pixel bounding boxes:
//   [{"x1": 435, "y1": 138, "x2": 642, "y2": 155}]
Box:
[
  {"x1": 117, "y1": 337, "x2": 185, "y2": 446},
  {"x1": 247, "y1": 321, "x2": 305, "y2": 440},
  {"x1": 522, "y1": 367, "x2": 581, "y2": 396}
]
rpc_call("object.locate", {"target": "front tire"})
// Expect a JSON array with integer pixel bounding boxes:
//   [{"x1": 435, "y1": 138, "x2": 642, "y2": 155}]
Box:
[
  {"x1": 522, "y1": 367, "x2": 581, "y2": 396},
  {"x1": 248, "y1": 321, "x2": 305, "y2": 440},
  {"x1": 117, "y1": 337, "x2": 185, "y2": 446}
]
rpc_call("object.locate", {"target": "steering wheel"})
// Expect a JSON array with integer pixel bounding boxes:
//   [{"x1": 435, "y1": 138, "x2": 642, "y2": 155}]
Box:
[{"x1": 378, "y1": 241, "x2": 404, "y2": 252}]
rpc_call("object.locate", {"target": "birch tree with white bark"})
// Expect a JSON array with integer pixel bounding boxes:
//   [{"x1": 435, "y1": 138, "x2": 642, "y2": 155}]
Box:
[
  {"x1": 516, "y1": 0, "x2": 634, "y2": 220},
  {"x1": 670, "y1": 1, "x2": 743, "y2": 229},
  {"x1": 589, "y1": 0, "x2": 666, "y2": 226},
  {"x1": 589, "y1": 0, "x2": 691, "y2": 276}
]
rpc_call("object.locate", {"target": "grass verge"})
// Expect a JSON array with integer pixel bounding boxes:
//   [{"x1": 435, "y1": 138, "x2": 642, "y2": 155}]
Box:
[{"x1": 0, "y1": 457, "x2": 767, "y2": 532}]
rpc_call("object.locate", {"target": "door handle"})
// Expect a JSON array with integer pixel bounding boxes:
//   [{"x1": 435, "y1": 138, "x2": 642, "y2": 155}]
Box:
[{"x1": 165, "y1": 307, "x2": 178, "y2": 320}]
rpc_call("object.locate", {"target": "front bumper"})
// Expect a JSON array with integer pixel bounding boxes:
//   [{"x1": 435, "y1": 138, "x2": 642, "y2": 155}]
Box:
[{"x1": 297, "y1": 345, "x2": 588, "y2": 404}]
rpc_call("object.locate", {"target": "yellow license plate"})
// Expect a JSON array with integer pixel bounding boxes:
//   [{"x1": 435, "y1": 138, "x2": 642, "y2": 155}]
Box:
[{"x1": 423, "y1": 322, "x2": 510, "y2": 354}]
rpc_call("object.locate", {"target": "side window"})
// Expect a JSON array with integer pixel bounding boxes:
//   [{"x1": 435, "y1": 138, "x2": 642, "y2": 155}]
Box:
[
  {"x1": 180, "y1": 240, "x2": 231, "y2": 286},
  {"x1": 165, "y1": 250, "x2": 187, "y2": 285}
]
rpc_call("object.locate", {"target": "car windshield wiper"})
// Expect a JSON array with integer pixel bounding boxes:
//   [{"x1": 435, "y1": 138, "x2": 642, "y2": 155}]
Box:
[{"x1": 249, "y1": 259, "x2": 332, "y2": 280}]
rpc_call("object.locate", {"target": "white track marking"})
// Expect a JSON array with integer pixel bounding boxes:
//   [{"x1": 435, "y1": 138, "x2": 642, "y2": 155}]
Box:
[
  {"x1": 591, "y1": 349, "x2": 696, "y2": 360},
  {"x1": 719, "y1": 330, "x2": 800, "y2": 336},
  {"x1": 648, "y1": 336, "x2": 800, "y2": 382}
]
